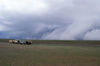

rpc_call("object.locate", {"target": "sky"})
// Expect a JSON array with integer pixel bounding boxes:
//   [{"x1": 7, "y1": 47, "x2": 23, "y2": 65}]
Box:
[{"x1": 0, "y1": 0, "x2": 100, "y2": 40}]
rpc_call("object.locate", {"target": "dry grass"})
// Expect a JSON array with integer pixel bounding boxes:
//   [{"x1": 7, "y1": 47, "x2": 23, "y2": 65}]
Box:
[{"x1": 0, "y1": 42, "x2": 100, "y2": 66}]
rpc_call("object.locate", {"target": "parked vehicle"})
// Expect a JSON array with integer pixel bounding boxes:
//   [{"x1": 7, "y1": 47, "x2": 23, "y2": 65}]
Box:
[
  {"x1": 9, "y1": 40, "x2": 14, "y2": 43},
  {"x1": 14, "y1": 39, "x2": 19, "y2": 44},
  {"x1": 9, "y1": 40, "x2": 13, "y2": 43},
  {"x1": 9, "y1": 39, "x2": 32, "y2": 45},
  {"x1": 26, "y1": 41, "x2": 32, "y2": 45}
]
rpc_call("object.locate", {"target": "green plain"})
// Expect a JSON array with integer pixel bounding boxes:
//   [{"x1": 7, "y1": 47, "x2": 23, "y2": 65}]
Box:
[{"x1": 0, "y1": 39, "x2": 100, "y2": 66}]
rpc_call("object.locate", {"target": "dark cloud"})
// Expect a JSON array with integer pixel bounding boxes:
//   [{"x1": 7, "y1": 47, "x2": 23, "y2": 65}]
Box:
[{"x1": 0, "y1": 0, "x2": 100, "y2": 40}]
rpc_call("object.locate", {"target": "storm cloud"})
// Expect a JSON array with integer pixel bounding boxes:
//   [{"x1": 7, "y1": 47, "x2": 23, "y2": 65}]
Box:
[{"x1": 0, "y1": 0, "x2": 100, "y2": 40}]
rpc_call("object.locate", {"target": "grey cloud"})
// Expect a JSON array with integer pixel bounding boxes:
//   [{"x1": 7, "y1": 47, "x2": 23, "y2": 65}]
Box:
[
  {"x1": 83, "y1": 29, "x2": 100, "y2": 40},
  {"x1": 41, "y1": 0, "x2": 100, "y2": 40},
  {"x1": 0, "y1": 0, "x2": 100, "y2": 40},
  {"x1": 42, "y1": 22, "x2": 100, "y2": 40}
]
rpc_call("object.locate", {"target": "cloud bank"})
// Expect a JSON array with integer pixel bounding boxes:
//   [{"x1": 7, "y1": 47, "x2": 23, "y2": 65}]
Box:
[{"x1": 0, "y1": 0, "x2": 100, "y2": 40}]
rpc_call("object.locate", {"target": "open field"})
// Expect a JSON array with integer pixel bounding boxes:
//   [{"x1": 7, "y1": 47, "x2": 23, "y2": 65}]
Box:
[
  {"x1": 0, "y1": 39, "x2": 10, "y2": 43},
  {"x1": 0, "y1": 40, "x2": 100, "y2": 66}
]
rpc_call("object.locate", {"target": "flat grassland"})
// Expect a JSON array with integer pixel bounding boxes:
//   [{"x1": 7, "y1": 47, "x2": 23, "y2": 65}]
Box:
[{"x1": 0, "y1": 40, "x2": 100, "y2": 66}]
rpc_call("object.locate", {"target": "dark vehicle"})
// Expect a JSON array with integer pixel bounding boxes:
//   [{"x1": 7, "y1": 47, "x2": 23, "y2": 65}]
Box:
[{"x1": 26, "y1": 41, "x2": 32, "y2": 45}]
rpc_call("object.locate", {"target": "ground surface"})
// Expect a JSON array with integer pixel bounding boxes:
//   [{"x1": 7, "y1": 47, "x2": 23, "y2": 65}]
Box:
[{"x1": 0, "y1": 40, "x2": 100, "y2": 66}]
